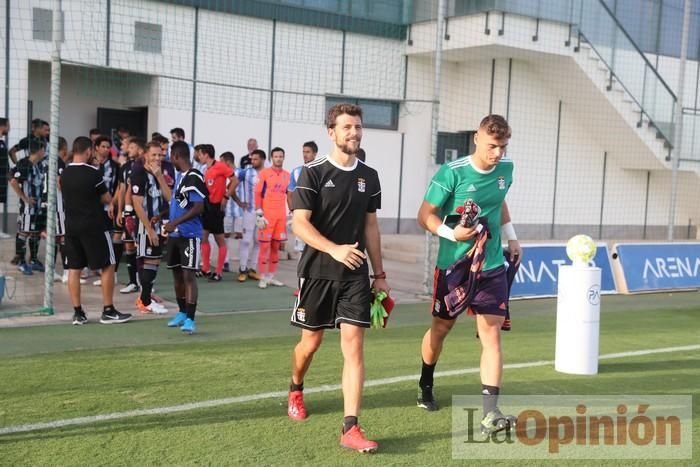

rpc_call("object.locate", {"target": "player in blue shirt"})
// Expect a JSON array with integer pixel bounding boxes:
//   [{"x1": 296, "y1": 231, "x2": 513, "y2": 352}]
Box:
[{"x1": 163, "y1": 141, "x2": 208, "y2": 334}]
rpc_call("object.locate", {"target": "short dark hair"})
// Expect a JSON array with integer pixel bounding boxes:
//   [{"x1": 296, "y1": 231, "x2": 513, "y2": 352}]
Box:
[
  {"x1": 170, "y1": 141, "x2": 190, "y2": 161},
  {"x1": 117, "y1": 126, "x2": 129, "y2": 134},
  {"x1": 270, "y1": 146, "x2": 285, "y2": 156},
  {"x1": 95, "y1": 135, "x2": 111, "y2": 147},
  {"x1": 40, "y1": 120, "x2": 49, "y2": 127},
  {"x1": 251, "y1": 149, "x2": 266, "y2": 160},
  {"x1": 146, "y1": 140, "x2": 162, "y2": 152},
  {"x1": 170, "y1": 127, "x2": 185, "y2": 139},
  {"x1": 195, "y1": 144, "x2": 215, "y2": 159},
  {"x1": 0, "y1": 117, "x2": 9, "y2": 127},
  {"x1": 154, "y1": 135, "x2": 169, "y2": 145},
  {"x1": 326, "y1": 103, "x2": 363, "y2": 129},
  {"x1": 72, "y1": 136, "x2": 92, "y2": 155},
  {"x1": 58, "y1": 136, "x2": 67, "y2": 151},
  {"x1": 89, "y1": 128, "x2": 101, "y2": 136},
  {"x1": 31, "y1": 118, "x2": 42, "y2": 128},
  {"x1": 220, "y1": 151, "x2": 235, "y2": 165},
  {"x1": 28, "y1": 140, "x2": 44, "y2": 155},
  {"x1": 303, "y1": 141, "x2": 318, "y2": 153},
  {"x1": 479, "y1": 114, "x2": 512, "y2": 139},
  {"x1": 130, "y1": 137, "x2": 146, "y2": 151},
  {"x1": 151, "y1": 132, "x2": 163, "y2": 139}
]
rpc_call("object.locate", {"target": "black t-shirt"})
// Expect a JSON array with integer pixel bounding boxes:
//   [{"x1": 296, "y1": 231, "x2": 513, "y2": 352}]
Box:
[
  {"x1": 240, "y1": 153, "x2": 251, "y2": 169},
  {"x1": 61, "y1": 163, "x2": 108, "y2": 235},
  {"x1": 292, "y1": 156, "x2": 381, "y2": 281},
  {"x1": 0, "y1": 138, "x2": 8, "y2": 203}
]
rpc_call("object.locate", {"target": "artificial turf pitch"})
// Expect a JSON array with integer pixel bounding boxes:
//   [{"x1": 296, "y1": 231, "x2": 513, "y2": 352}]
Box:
[{"x1": 0, "y1": 293, "x2": 698, "y2": 465}]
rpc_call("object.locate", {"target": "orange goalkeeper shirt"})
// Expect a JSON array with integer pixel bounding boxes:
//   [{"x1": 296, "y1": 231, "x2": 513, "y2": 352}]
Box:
[{"x1": 255, "y1": 167, "x2": 291, "y2": 217}]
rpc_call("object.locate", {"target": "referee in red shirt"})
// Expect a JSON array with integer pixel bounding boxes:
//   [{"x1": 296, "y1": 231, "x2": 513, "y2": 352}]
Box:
[{"x1": 198, "y1": 144, "x2": 237, "y2": 281}]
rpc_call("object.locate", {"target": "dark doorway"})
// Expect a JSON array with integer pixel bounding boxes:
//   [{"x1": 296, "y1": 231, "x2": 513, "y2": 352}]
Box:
[{"x1": 97, "y1": 107, "x2": 148, "y2": 140}]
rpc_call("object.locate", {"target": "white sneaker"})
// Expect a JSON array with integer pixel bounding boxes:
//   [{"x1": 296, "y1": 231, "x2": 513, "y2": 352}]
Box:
[
  {"x1": 120, "y1": 283, "x2": 139, "y2": 294},
  {"x1": 54, "y1": 272, "x2": 63, "y2": 282},
  {"x1": 258, "y1": 279, "x2": 268, "y2": 289},
  {"x1": 93, "y1": 279, "x2": 102, "y2": 286},
  {"x1": 268, "y1": 277, "x2": 284, "y2": 287},
  {"x1": 149, "y1": 301, "x2": 169, "y2": 314}
]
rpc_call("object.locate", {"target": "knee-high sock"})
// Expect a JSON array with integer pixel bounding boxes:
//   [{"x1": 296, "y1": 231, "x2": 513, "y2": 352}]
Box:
[
  {"x1": 258, "y1": 241, "x2": 271, "y2": 275},
  {"x1": 238, "y1": 237, "x2": 250, "y2": 271},
  {"x1": 216, "y1": 244, "x2": 227, "y2": 275},
  {"x1": 226, "y1": 237, "x2": 235, "y2": 261},
  {"x1": 136, "y1": 258, "x2": 144, "y2": 287},
  {"x1": 28, "y1": 235, "x2": 40, "y2": 262},
  {"x1": 251, "y1": 238, "x2": 261, "y2": 272},
  {"x1": 269, "y1": 240, "x2": 281, "y2": 274},
  {"x1": 60, "y1": 242, "x2": 67, "y2": 270},
  {"x1": 139, "y1": 264, "x2": 158, "y2": 305},
  {"x1": 15, "y1": 233, "x2": 27, "y2": 260},
  {"x1": 201, "y1": 241, "x2": 211, "y2": 272},
  {"x1": 113, "y1": 242, "x2": 124, "y2": 272},
  {"x1": 126, "y1": 250, "x2": 137, "y2": 285}
]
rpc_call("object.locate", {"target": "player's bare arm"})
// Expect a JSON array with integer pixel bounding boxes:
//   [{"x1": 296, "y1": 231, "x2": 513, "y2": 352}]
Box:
[
  {"x1": 500, "y1": 200, "x2": 521, "y2": 264},
  {"x1": 364, "y1": 211, "x2": 389, "y2": 292},
  {"x1": 292, "y1": 208, "x2": 365, "y2": 270},
  {"x1": 132, "y1": 194, "x2": 158, "y2": 246},
  {"x1": 9, "y1": 178, "x2": 34, "y2": 205},
  {"x1": 417, "y1": 200, "x2": 479, "y2": 242}
]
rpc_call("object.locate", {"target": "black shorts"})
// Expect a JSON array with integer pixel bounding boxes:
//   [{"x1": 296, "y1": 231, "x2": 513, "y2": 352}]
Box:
[
  {"x1": 432, "y1": 265, "x2": 509, "y2": 320},
  {"x1": 202, "y1": 201, "x2": 224, "y2": 234},
  {"x1": 165, "y1": 236, "x2": 201, "y2": 270},
  {"x1": 137, "y1": 231, "x2": 163, "y2": 259},
  {"x1": 64, "y1": 231, "x2": 116, "y2": 270},
  {"x1": 17, "y1": 208, "x2": 47, "y2": 233},
  {"x1": 291, "y1": 277, "x2": 372, "y2": 330}
]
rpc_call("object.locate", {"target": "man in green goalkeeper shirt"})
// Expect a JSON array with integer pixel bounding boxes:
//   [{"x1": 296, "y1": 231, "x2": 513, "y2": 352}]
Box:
[{"x1": 416, "y1": 114, "x2": 522, "y2": 434}]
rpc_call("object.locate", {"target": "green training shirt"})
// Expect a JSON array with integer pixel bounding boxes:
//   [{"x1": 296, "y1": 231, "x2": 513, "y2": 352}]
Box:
[{"x1": 424, "y1": 155, "x2": 513, "y2": 271}]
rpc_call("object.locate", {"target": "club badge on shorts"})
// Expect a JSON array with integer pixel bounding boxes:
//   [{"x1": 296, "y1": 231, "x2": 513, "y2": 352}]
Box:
[
  {"x1": 296, "y1": 308, "x2": 306, "y2": 322},
  {"x1": 357, "y1": 178, "x2": 366, "y2": 193},
  {"x1": 498, "y1": 176, "x2": 506, "y2": 190}
]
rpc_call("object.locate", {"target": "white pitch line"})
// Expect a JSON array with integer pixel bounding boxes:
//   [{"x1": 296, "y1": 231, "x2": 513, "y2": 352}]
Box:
[{"x1": 1, "y1": 344, "x2": 698, "y2": 436}]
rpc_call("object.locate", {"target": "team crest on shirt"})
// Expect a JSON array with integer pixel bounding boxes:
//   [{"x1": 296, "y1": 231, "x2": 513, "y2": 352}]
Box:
[
  {"x1": 146, "y1": 247, "x2": 152, "y2": 255},
  {"x1": 357, "y1": 178, "x2": 366, "y2": 193},
  {"x1": 296, "y1": 308, "x2": 306, "y2": 322},
  {"x1": 497, "y1": 176, "x2": 506, "y2": 190}
]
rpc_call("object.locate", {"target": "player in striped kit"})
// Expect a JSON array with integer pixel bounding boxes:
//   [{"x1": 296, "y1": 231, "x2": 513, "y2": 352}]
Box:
[
  {"x1": 235, "y1": 149, "x2": 264, "y2": 282},
  {"x1": 255, "y1": 147, "x2": 291, "y2": 289},
  {"x1": 93, "y1": 136, "x2": 121, "y2": 287},
  {"x1": 131, "y1": 141, "x2": 171, "y2": 314}
]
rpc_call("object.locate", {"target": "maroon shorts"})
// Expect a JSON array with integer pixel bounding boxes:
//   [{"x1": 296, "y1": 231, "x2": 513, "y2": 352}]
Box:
[{"x1": 431, "y1": 265, "x2": 508, "y2": 320}]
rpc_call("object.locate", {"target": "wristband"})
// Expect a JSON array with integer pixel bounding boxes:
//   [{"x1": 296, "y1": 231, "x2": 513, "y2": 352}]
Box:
[
  {"x1": 501, "y1": 222, "x2": 517, "y2": 241},
  {"x1": 371, "y1": 272, "x2": 387, "y2": 279},
  {"x1": 437, "y1": 223, "x2": 457, "y2": 242}
]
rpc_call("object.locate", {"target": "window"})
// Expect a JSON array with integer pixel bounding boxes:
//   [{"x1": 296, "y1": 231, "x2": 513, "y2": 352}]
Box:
[
  {"x1": 33, "y1": 8, "x2": 63, "y2": 42},
  {"x1": 325, "y1": 96, "x2": 399, "y2": 130},
  {"x1": 134, "y1": 22, "x2": 163, "y2": 54}
]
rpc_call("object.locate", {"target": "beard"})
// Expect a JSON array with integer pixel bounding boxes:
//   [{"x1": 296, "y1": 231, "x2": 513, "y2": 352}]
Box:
[{"x1": 338, "y1": 140, "x2": 360, "y2": 156}]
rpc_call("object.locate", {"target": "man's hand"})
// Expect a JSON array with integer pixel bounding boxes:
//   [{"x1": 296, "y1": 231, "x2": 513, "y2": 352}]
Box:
[
  {"x1": 149, "y1": 161, "x2": 162, "y2": 178},
  {"x1": 116, "y1": 211, "x2": 124, "y2": 227},
  {"x1": 147, "y1": 227, "x2": 159, "y2": 247},
  {"x1": 255, "y1": 209, "x2": 269, "y2": 230},
  {"x1": 107, "y1": 204, "x2": 115, "y2": 220},
  {"x1": 164, "y1": 222, "x2": 176, "y2": 234},
  {"x1": 454, "y1": 223, "x2": 480, "y2": 241},
  {"x1": 237, "y1": 201, "x2": 249, "y2": 210},
  {"x1": 507, "y1": 239, "x2": 522, "y2": 265},
  {"x1": 25, "y1": 197, "x2": 36, "y2": 206},
  {"x1": 149, "y1": 215, "x2": 161, "y2": 226},
  {"x1": 372, "y1": 278, "x2": 390, "y2": 294},
  {"x1": 329, "y1": 242, "x2": 366, "y2": 270}
]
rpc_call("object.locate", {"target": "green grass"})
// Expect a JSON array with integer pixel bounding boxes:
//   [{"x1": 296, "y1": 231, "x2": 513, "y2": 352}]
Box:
[{"x1": 0, "y1": 293, "x2": 698, "y2": 465}]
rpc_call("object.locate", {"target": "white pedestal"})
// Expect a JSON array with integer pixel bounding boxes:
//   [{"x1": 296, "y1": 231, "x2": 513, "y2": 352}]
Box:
[{"x1": 555, "y1": 265, "x2": 601, "y2": 375}]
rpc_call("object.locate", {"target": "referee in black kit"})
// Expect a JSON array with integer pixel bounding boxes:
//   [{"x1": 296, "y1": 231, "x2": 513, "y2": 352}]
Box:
[{"x1": 61, "y1": 136, "x2": 132, "y2": 325}]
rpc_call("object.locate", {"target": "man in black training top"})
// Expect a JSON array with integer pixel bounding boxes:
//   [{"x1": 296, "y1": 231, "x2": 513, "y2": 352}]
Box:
[
  {"x1": 61, "y1": 136, "x2": 131, "y2": 325},
  {"x1": 288, "y1": 103, "x2": 388, "y2": 454}
]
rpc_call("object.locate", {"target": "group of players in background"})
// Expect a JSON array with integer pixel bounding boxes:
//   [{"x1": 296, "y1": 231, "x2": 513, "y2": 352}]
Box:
[{"x1": 0, "y1": 106, "x2": 521, "y2": 454}]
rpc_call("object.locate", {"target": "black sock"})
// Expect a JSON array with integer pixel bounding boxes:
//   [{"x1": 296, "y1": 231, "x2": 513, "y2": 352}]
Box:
[
  {"x1": 54, "y1": 245, "x2": 59, "y2": 266},
  {"x1": 61, "y1": 243, "x2": 67, "y2": 270},
  {"x1": 103, "y1": 304, "x2": 115, "y2": 314},
  {"x1": 16, "y1": 234, "x2": 27, "y2": 261},
  {"x1": 139, "y1": 267, "x2": 157, "y2": 305},
  {"x1": 176, "y1": 297, "x2": 187, "y2": 313},
  {"x1": 343, "y1": 416, "x2": 358, "y2": 434},
  {"x1": 482, "y1": 385, "x2": 500, "y2": 415},
  {"x1": 185, "y1": 302, "x2": 197, "y2": 320},
  {"x1": 74, "y1": 306, "x2": 83, "y2": 314},
  {"x1": 28, "y1": 236, "x2": 39, "y2": 262},
  {"x1": 126, "y1": 252, "x2": 137, "y2": 285},
  {"x1": 419, "y1": 360, "x2": 437, "y2": 390},
  {"x1": 290, "y1": 381, "x2": 303, "y2": 392},
  {"x1": 113, "y1": 242, "x2": 124, "y2": 272}
]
